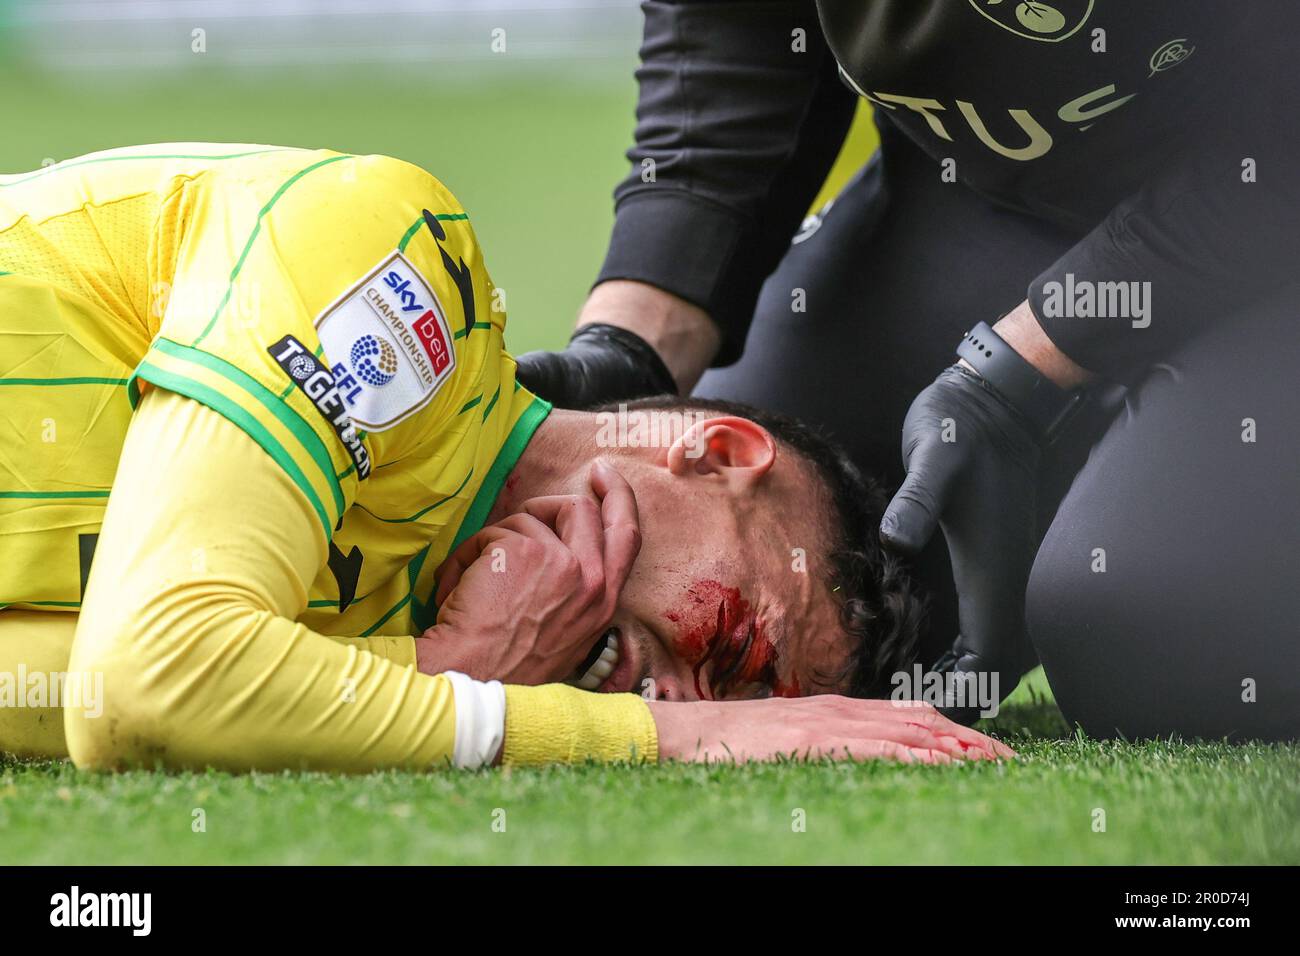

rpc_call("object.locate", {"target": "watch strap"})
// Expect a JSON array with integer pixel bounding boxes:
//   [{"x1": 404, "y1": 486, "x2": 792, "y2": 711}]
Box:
[{"x1": 957, "y1": 322, "x2": 1084, "y2": 441}]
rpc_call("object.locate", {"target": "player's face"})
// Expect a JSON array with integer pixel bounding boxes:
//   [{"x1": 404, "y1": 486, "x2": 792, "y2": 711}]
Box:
[
  {"x1": 596, "y1": 542, "x2": 851, "y2": 702},
  {"x1": 577, "y1": 457, "x2": 852, "y2": 702}
]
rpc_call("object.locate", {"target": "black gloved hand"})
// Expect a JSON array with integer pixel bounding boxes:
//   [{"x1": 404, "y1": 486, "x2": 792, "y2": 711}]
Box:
[
  {"x1": 515, "y1": 324, "x2": 677, "y2": 409},
  {"x1": 880, "y1": 365, "x2": 1042, "y2": 724}
]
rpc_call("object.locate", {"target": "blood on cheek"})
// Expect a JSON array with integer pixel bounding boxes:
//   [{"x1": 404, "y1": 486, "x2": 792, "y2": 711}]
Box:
[{"x1": 665, "y1": 580, "x2": 801, "y2": 699}]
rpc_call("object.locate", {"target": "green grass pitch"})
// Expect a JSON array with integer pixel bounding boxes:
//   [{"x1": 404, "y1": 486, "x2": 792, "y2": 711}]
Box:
[
  {"x1": 1, "y1": 64, "x2": 1296, "y2": 866},
  {"x1": 4, "y1": 670, "x2": 1298, "y2": 865}
]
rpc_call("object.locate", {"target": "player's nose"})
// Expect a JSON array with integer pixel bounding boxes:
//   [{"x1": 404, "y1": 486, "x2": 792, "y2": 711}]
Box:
[
  {"x1": 638, "y1": 620, "x2": 705, "y2": 700},
  {"x1": 645, "y1": 670, "x2": 698, "y2": 702}
]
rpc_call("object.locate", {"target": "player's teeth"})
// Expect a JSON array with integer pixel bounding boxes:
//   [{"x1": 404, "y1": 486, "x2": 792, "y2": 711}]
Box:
[{"x1": 570, "y1": 631, "x2": 621, "y2": 690}]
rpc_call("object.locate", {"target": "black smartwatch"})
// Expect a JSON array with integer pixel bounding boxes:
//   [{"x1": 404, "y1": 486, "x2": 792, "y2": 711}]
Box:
[{"x1": 956, "y1": 321, "x2": 1085, "y2": 442}]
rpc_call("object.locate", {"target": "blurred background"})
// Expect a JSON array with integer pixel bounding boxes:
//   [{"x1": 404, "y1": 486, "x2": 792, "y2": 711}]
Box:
[{"x1": 0, "y1": 0, "x2": 874, "y2": 353}]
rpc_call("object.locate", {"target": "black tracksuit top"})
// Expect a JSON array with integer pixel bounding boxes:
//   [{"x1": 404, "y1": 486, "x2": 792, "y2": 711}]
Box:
[{"x1": 596, "y1": 1, "x2": 1297, "y2": 381}]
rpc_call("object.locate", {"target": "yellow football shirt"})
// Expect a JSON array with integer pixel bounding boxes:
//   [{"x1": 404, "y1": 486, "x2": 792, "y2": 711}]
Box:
[
  {"x1": 1, "y1": 143, "x2": 658, "y2": 770},
  {"x1": 0, "y1": 142, "x2": 545, "y2": 636}
]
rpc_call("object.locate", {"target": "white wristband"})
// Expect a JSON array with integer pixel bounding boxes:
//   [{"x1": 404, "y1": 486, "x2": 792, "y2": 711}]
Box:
[{"x1": 443, "y1": 671, "x2": 506, "y2": 769}]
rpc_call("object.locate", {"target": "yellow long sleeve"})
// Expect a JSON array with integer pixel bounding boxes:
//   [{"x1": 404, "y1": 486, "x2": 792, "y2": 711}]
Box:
[
  {"x1": 327, "y1": 636, "x2": 418, "y2": 666},
  {"x1": 66, "y1": 389, "x2": 458, "y2": 772}
]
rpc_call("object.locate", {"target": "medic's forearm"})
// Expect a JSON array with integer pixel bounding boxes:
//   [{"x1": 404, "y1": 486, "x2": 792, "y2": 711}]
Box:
[{"x1": 576, "y1": 281, "x2": 720, "y2": 395}]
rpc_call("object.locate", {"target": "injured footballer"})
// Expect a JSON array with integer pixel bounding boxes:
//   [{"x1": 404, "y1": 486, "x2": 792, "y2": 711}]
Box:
[{"x1": 0, "y1": 144, "x2": 1010, "y2": 770}]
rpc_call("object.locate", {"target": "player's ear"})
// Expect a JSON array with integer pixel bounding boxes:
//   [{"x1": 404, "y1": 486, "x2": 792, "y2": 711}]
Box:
[{"x1": 668, "y1": 416, "x2": 777, "y2": 491}]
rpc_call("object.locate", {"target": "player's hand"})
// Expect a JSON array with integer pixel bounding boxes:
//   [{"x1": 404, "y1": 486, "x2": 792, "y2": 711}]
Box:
[
  {"x1": 648, "y1": 696, "x2": 1016, "y2": 763},
  {"x1": 880, "y1": 365, "x2": 1041, "y2": 724},
  {"x1": 514, "y1": 323, "x2": 676, "y2": 409},
  {"x1": 418, "y1": 460, "x2": 641, "y2": 684}
]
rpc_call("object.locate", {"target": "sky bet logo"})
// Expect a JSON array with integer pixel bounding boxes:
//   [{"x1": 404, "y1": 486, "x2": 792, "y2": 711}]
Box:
[
  {"x1": 384, "y1": 270, "x2": 426, "y2": 312},
  {"x1": 383, "y1": 269, "x2": 452, "y2": 376}
]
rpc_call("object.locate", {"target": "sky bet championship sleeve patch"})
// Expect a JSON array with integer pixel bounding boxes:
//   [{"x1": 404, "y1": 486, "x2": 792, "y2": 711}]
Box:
[
  {"x1": 267, "y1": 335, "x2": 372, "y2": 480},
  {"x1": 312, "y1": 250, "x2": 457, "y2": 432}
]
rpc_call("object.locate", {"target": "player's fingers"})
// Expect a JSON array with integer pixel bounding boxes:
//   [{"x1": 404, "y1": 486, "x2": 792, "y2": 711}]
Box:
[
  {"x1": 490, "y1": 511, "x2": 594, "y2": 591},
  {"x1": 906, "y1": 747, "x2": 954, "y2": 765},
  {"x1": 895, "y1": 702, "x2": 1017, "y2": 760},
  {"x1": 521, "y1": 495, "x2": 605, "y2": 598},
  {"x1": 434, "y1": 525, "x2": 520, "y2": 605},
  {"x1": 839, "y1": 740, "x2": 949, "y2": 765},
  {"x1": 434, "y1": 528, "x2": 493, "y2": 604},
  {"x1": 865, "y1": 720, "x2": 966, "y2": 758},
  {"x1": 986, "y1": 735, "x2": 1018, "y2": 760},
  {"x1": 488, "y1": 511, "x2": 565, "y2": 543},
  {"x1": 589, "y1": 459, "x2": 642, "y2": 604},
  {"x1": 936, "y1": 734, "x2": 995, "y2": 761},
  {"x1": 827, "y1": 697, "x2": 1014, "y2": 758},
  {"x1": 833, "y1": 719, "x2": 983, "y2": 763},
  {"x1": 434, "y1": 516, "x2": 561, "y2": 605},
  {"x1": 518, "y1": 494, "x2": 585, "y2": 529},
  {"x1": 924, "y1": 714, "x2": 1003, "y2": 757}
]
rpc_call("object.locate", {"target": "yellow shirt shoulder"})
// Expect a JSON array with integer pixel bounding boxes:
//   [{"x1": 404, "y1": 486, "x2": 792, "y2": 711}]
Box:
[{"x1": 1, "y1": 144, "x2": 547, "y2": 626}]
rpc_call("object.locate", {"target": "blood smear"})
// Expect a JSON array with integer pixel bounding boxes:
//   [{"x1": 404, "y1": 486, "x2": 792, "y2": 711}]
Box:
[{"x1": 667, "y1": 579, "x2": 798, "y2": 699}]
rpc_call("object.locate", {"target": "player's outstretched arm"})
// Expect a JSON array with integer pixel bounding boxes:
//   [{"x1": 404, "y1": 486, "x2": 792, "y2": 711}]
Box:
[{"x1": 648, "y1": 697, "x2": 1015, "y2": 765}]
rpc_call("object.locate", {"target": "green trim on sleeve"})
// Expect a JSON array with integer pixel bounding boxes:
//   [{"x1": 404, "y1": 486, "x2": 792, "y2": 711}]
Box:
[
  {"x1": 0, "y1": 601, "x2": 82, "y2": 609},
  {"x1": 149, "y1": 337, "x2": 346, "y2": 520},
  {"x1": 132, "y1": 360, "x2": 335, "y2": 540},
  {"x1": 452, "y1": 322, "x2": 494, "y2": 341}
]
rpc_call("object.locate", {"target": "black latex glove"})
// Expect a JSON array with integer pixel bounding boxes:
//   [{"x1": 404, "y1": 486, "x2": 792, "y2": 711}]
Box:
[
  {"x1": 880, "y1": 365, "x2": 1041, "y2": 724},
  {"x1": 515, "y1": 324, "x2": 677, "y2": 409}
]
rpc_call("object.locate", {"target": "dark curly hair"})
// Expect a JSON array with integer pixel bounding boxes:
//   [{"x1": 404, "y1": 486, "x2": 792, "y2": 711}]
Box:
[{"x1": 604, "y1": 396, "x2": 925, "y2": 698}]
